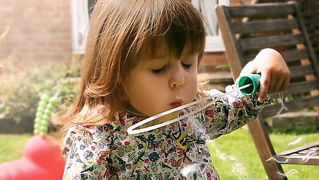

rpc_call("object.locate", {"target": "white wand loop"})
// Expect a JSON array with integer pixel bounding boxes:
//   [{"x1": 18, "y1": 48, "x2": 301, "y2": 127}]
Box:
[{"x1": 127, "y1": 83, "x2": 254, "y2": 135}]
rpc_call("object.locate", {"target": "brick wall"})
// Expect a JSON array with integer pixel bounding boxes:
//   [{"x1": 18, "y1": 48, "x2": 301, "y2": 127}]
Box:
[{"x1": 0, "y1": 0, "x2": 72, "y2": 66}]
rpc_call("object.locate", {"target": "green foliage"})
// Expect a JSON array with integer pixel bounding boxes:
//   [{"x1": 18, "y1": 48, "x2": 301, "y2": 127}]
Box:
[
  {"x1": 215, "y1": 63, "x2": 230, "y2": 69},
  {"x1": 0, "y1": 58, "x2": 78, "y2": 130}
]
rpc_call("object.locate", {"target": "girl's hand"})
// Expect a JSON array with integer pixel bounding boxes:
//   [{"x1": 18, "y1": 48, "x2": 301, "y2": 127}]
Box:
[{"x1": 240, "y1": 48, "x2": 291, "y2": 102}]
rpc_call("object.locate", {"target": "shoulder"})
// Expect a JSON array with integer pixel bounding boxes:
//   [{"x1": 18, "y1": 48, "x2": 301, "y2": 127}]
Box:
[
  {"x1": 62, "y1": 110, "x2": 142, "y2": 154},
  {"x1": 64, "y1": 124, "x2": 106, "y2": 141},
  {"x1": 62, "y1": 123, "x2": 118, "y2": 158},
  {"x1": 62, "y1": 111, "x2": 136, "y2": 152}
]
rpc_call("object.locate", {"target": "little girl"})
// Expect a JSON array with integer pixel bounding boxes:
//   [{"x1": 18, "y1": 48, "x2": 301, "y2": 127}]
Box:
[{"x1": 60, "y1": 0, "x2": 290, "y2": 179}]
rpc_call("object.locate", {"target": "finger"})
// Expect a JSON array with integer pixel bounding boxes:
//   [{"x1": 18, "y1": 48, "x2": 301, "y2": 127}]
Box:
[
  {"x1": 272, "y1": 77, "x2": 284, "y2": 93},
  {"x1": 268, "y1": 75, "x2": 277, "y2": 94},
  {"x1": 279, "y1": 78, "x2": 290, "y2": 92},
  {"x1": 259, "y1": 71, "x2": 271, "y2": 102}
]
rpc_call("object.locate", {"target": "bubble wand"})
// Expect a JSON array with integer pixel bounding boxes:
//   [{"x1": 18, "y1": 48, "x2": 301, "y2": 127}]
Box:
[{"x1": 127, "y1": 74, "x2": 261, "y2": 135}]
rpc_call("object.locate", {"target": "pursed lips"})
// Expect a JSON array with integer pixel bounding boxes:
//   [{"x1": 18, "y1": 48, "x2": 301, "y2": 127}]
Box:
[{"x1": 170, "y1": 99, "x2": 183, "y2": 108}]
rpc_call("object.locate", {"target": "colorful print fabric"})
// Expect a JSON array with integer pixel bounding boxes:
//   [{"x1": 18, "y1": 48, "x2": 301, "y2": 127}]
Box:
[{"x1": 62, "y1": 85, "x2": 263, "y2": 179}]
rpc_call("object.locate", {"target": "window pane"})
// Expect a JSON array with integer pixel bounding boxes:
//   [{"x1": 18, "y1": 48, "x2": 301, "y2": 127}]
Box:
[
  {"x1": 88, "y1": 0, "x2": 97, "y2": 18},
  {"x1": 192, "y1": 0, "x2": 219, "y2": 36}
]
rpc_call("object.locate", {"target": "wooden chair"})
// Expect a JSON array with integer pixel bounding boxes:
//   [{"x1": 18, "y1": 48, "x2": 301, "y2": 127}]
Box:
[
  {"x1": 257, "y1": 0, "x2": 319, "y2": 59},
  {"x1": 215, "y1": 2, "x2": 319, "y2": 179}
]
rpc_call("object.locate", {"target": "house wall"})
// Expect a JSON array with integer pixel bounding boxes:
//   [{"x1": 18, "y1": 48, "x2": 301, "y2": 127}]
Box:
[{"x1": 0, "y1": 0, "x2": 72, "y2": 66}]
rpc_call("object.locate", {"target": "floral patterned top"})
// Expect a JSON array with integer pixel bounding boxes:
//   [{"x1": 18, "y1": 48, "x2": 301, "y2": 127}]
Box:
[{"x1": 62, "y1": 85, "x2": 263, "y2": 180}]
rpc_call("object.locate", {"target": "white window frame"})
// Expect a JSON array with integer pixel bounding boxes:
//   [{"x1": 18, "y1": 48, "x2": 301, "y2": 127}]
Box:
[
  {"x1": 71, "y1": 0, "x2": 89, "y2": 54},
  {"x1": 71, "y1": 0, "x2": 230, "y2": 54},
  {"x1": 192, "y1": 0, "x2": 230, "y2": 52}
]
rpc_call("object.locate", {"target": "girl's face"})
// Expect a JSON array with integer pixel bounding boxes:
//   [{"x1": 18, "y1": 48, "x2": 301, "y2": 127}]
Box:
[{"x1": 123, "y1": 41, "x2": 198, "y2": 118}]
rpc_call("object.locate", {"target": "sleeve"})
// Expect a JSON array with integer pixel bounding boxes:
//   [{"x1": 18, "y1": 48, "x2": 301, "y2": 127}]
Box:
[
  {"x1": 199, "y1": 81, "x2": 265, "y2": 139},
  {"x1": 62, "y1": 125, "x2": 114, "y2": 180}
]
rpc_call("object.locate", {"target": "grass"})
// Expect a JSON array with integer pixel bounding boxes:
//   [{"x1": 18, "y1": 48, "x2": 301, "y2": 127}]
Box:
[
  {"x1": 0, "y1": 134, "x2": 32, "y2": 163},
  {"x1": 207, "y1": 127, "x2": 319, "y2": 180},
  {"x1": 0, "y1": 129, "x2": 318, "y2": 179}
]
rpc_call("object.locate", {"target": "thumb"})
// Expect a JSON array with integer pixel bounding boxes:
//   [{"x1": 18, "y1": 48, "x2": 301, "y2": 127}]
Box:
[{"x1": 259, "y1": 71, "x2": 271, "y2": 102}]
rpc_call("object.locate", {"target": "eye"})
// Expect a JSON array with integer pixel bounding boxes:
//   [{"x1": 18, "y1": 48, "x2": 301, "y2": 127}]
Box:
[
  {"x1": 152, "y1": 65, "x2": 166, "y2": 74},
  {"x1": 182, "y1": 62, "x2": 192, "y2": 69}
]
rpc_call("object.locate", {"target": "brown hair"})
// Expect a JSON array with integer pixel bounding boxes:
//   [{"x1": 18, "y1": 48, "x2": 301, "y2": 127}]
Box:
[{"x1": 56, "y1": 0, "x2": 206, "y2": 132}]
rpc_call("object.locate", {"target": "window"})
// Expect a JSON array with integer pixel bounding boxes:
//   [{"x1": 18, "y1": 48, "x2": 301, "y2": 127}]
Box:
[
  {"x1": 191, "y1": 0, "x2": 230, "y2": 52},
  {"x1": 71, "y1": 0, "x2": 230, "y2": 54},
  {"x1": 88, "y1": 0, "x2": 97, "y2": 18},
  {"x1": 71, "y1": 0, "x2": 89, "y2": 54}
]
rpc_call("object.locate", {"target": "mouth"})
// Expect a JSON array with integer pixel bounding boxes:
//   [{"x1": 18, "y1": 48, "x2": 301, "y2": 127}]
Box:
[{"x1": 170, "y1": 100, "x2": 183, "y2": 108}]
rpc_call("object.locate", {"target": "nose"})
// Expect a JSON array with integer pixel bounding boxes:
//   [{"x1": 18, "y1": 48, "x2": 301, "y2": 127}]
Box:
[{"x1": 168, "y1": 65, "x2": 185, "y2": 89}]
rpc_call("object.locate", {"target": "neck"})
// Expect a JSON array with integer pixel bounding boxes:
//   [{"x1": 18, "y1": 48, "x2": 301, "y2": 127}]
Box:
[{"x1": 122, "y1": 103, "x2": 145, "y2": 117}]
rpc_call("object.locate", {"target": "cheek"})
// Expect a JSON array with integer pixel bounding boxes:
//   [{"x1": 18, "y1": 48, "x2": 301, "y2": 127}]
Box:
[
  {"x1": 183, "y1": 66, "x2": 198, "y2": 97},
  {"x1": 123, "y1": 72, "x2": 169, "y2": 116},
  {"x1": 188, "y1": 71, "x2": 198, "y2": 100}
]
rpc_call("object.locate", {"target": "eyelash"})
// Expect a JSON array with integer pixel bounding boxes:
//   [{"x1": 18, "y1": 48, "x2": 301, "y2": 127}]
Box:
[
  {"x1": 182, "y1": 62, "x2": 192, "y2": 69},
  {"x1": 152, "y1": 65, "x2": 167, "y2": 74},
  {"x1": 151, "y1": 62, "x2": 192, "y2": 74}
]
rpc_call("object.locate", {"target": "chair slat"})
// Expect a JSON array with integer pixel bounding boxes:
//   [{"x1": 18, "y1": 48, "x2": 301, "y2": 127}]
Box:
[
  {"x1": 261, "y1": 95, "x2": 319, "y2": 118},
  {"x1": 228, "y1": 3, "x2": 295, "y2": 17},
  {"x1": 239, "y1": 34, "x2": 305, "y2": 50},
  {"x1": 270, "y1": 80, "x2": 318, "y2": 99},
  {"x1": 276, "y1": 142, "x2": 319, "y2": 165},
  {"x1": 290, "y1": 65, "x2": 315, "y2": 79},
  {"x1": 278, "y1": 142, "x2": 319, "y2": 156},
  {"x1": 244, "y1": 49, "x2": 309, "y2": 63},
  {"x1": 283, "y1": 80, "x2": 318, "y2": 95},
  {"x1": 232, "y1": 19, "x2": 299, "y2": 33},
  {"x1": 281, "y1": 49, "x2": 309, "y2": 63},
  {"x1": 274, "y1": 155, "x2": 319, "y2": 165}
]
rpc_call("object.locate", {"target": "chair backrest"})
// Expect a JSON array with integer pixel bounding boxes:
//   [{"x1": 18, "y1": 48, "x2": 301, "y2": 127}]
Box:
[
  {"x1": 216, "y1": 1, "x2": 319, "y2": 119},
  {"x1": 216, "y1": 2, "x2": 319, "y2": 179},
  {"x1": 258, "y1": 0, "x2": 319, "y2": 59}
]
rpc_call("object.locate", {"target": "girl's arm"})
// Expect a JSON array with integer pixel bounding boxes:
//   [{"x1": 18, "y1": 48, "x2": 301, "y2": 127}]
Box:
[
  {"x1": 199, "y1": 48, "x2": 290, "y2": 139},
  {"x1": 200, "y1": 85, "x2": 262, "y2": 139}
]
